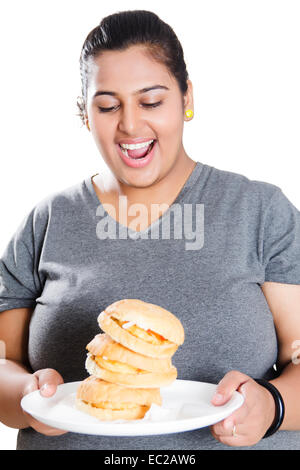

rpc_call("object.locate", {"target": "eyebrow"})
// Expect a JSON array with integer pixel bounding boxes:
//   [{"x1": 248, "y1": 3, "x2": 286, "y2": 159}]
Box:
[{"x1": 93, "y1": 84, "x2": 169, "y2": 99}]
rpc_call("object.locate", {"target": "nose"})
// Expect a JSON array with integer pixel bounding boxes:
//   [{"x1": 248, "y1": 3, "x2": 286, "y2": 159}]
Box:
[{"x1": 117, "y1": 103, "x2": 142, "y2": 135}]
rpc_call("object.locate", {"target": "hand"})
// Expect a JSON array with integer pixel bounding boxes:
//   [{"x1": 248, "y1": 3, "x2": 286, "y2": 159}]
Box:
[
  {"x1": 21, "y1": 368, "x2": 68, "y2": 436},
  {"x1": 209, "y1": 370, "x2": 276, "y2": 447}
]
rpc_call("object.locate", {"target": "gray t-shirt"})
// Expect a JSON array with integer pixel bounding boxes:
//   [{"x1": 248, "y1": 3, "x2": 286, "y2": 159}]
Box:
[{"x1": 1, "y1": 161, "x2": 300, "y2": 450}]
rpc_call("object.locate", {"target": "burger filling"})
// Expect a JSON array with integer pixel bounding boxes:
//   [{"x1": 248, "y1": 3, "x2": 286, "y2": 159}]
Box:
[
  {"x1": 93, "y1": 354, "x2": 149, "y2": 375},
  {"x1": 112, "y1": 317, "x2": 172, "y2": 345},
  {"x1": 82, "y1": 399, "x2": 149, "y2": 411}
]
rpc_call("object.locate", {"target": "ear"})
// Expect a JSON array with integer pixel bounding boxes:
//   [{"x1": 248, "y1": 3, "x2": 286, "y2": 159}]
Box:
[
  {"x1": 85, "y1": 115, "x2": 90, "y2": 131},
  {"x1": 183, "y1": 79, "x2": 194, "y2": 118}
]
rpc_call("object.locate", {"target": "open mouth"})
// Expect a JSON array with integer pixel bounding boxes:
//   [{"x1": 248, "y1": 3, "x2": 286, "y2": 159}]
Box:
[{"x1": 119, "y1": 140, "x2": 156, "y2": 160}]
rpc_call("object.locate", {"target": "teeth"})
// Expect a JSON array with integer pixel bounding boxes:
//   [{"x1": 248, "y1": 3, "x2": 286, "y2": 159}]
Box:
[
  {"x1": 121, "y1": 148, "x2": 129, "y2": 157},
  {"x1": 120, "y1": 139, "x2": 154, "y2": 150}
]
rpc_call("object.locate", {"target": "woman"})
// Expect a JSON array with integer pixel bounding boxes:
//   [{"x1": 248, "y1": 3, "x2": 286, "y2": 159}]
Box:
[{"x1": 0, "y1": 10, "x2": 300, "y2": 450}]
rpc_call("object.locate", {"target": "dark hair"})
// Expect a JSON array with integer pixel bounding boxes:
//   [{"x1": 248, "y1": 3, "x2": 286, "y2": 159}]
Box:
[{"x1": 76, "y1": 9, "x2": 189, "y2": 125}]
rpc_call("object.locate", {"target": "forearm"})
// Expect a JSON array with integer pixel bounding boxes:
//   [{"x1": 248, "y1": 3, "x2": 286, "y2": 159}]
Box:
[
  {"x1": 270, "y1": 361, "x2": 300, "y2": 431},
  {"x1": 0, "y1": 359, "x2": 32, "y2": 428}
]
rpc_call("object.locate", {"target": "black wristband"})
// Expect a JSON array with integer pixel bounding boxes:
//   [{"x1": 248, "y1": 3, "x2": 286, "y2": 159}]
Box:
[{"x1": 254, "y1": 378, "x2": 285, "y2": 438}]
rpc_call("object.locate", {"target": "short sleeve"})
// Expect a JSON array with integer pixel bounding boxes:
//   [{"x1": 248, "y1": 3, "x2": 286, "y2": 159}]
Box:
[
  {"x1": 262, "y1": 187, "x2": 300, "y2": 284},
  {"x1": 0, "y1": 208, "x2": 43, "y2": 313}
]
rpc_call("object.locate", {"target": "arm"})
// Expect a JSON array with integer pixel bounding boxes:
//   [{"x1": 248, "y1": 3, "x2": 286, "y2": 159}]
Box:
[
  {"x1": 0, "y1": 307, "x2": 67, "y2": 434},
  {"x1": 210, "y1": 281, "x2": 300, "y2": 446},
  {"x1": 262, "y1": 281, "x2": 300, "y2": 430},
  {"x1": 0, "y1": 307, "x2": 33, "y2": 428}
]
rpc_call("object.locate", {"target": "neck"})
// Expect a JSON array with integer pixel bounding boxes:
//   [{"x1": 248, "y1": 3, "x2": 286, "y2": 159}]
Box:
[{"x1": 98, "y1": 151, "x2": 196, "y2": 208}]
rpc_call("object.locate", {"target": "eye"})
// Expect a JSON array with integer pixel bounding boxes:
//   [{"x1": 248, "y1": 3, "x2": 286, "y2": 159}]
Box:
[
  {"x1": 97, "y1": 106, "x2": 119, "y2": 113},
  {"x1": 97, "y1": 101, "x2": 162, "y2": 113},
  {"x1": 142, "y1": 101, "x2": 162, "y2": 108}
]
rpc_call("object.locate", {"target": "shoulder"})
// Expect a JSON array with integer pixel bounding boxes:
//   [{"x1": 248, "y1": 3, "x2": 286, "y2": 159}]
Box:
[
  {"x1": 23, "y1": 179, "x2": 87, "y2": 232},
  {"x1": 34, "y1": 179, "x2": 86, "y2": 212},
  {"x1": 206, "y1": 164, "x2": 281, "y2": 209}
]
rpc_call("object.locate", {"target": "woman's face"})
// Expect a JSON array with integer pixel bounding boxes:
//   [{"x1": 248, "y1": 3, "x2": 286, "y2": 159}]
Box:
[{"x1": 85, "y1": 45, "x2": 193, "y2": 188}]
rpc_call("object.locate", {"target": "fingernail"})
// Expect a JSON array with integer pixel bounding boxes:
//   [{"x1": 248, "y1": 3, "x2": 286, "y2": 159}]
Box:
[
  {"x1": 212, "y1": 393, "x2": 224, "y2": 403},
  {"x1": 40, "y1": 383, "x2": 51, "y2": 395}
]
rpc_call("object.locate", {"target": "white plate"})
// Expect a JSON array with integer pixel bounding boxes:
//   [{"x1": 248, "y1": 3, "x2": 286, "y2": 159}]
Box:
[{"x1": 21, "y1": 379, "x2": 244, "y2": 436}]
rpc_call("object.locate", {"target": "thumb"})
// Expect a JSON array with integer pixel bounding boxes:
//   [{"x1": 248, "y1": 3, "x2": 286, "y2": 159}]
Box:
[
  {"x1": 211, "y1": 370, "x2": 249, "y2": 406},
  {"x1": 238, "y1": 382, "x2": 247, "y2": 396},
  {"x1": 33, "y1": 368, "x2": 64, "y2": 398}
]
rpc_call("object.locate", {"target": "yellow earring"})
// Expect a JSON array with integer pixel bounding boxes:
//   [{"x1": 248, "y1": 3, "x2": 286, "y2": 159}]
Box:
[
  {"x1": 185, "y1": 109, "x2": 193, "y2": 119},
  {"x1": 86, "y1": 119, "x2": 90, "y2": 131}
]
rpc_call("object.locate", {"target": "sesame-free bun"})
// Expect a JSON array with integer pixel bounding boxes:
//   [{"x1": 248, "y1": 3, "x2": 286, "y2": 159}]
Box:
[
  {"x1": 86, "y1": 333, "x2": 173, "y2": 373},
  {"x1": 75, "y1": 398, "x2": 150, "y2": 421},
  {"x1": 98, "y1": 312, "x2": 178, "y2": 358},
  {"x1": 76, "y1": 376, "x2": 161, "y2": 421},
  {"x1": 97, "y1": 299, "x2": 184, "y2": 358},
  {"x1": 103, "y1": 299, "x2": 184, "y2": 345},
  {"x1": 77, "y1": 376, "x2": 162, "y2": 406},
  {"x1": 85, "y1": 353, "x2": 177, "y2": 388}
]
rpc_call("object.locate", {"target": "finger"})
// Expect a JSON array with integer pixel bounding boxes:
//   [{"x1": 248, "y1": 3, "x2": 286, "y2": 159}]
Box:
[
  {"x1": 211, "y1": 420, "x2": 261, "y2": 448},
  {"x1": 20, "y1": 370, "x2": 68, "y2": 436},
  {"x1": 21, "y1": 374, "x2": 39, "y2": 397},
  {"x1": 212, "y1": 405, "x2": 249, "y2": 437},
  {"x1": 33, "y1": 368, "x2": 64, "y2": 397},
  {"x1": 212, "y1": 417, "x2": 237, "y2": 437},
  {"x1": 22, "y1": 411, "x2": 68, "y2": 436},
  {"x1": 210, "y1": 425, "x2": 250, "y2": 447},
  {"x1": 213, "y1": 382, "x2": 250, "y2": 436},
  {"x1": 211, "y1": 370, "x2": 250, "y2": 406}
]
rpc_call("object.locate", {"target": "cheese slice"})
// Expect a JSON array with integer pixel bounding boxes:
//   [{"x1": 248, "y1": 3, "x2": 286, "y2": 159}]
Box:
[
  {"x1": 83, "y1": 400, "x2": 143, "y2": 410},
  {"x1": 113, "y1": 318, "x2": 170, "y2": 345},
  {"x1": 94, "y1": 355, "x2": 149, "y2": 375}
]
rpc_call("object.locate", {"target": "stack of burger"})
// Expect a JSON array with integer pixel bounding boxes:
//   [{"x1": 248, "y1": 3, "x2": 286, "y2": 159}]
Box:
[{"x1": 76, "y1": 299, "x2": 184, "y2": 421}]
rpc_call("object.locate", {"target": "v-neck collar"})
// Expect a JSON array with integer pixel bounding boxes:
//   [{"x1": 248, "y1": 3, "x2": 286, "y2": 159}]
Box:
[{"x1": 84, "y1": 161, "x2": 204, "y2": 237}]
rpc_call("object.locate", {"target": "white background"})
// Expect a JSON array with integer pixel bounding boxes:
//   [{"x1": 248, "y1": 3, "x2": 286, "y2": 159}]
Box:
[{"x1": 0, "y1": 0, "x2": 299, "y2": 450}]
